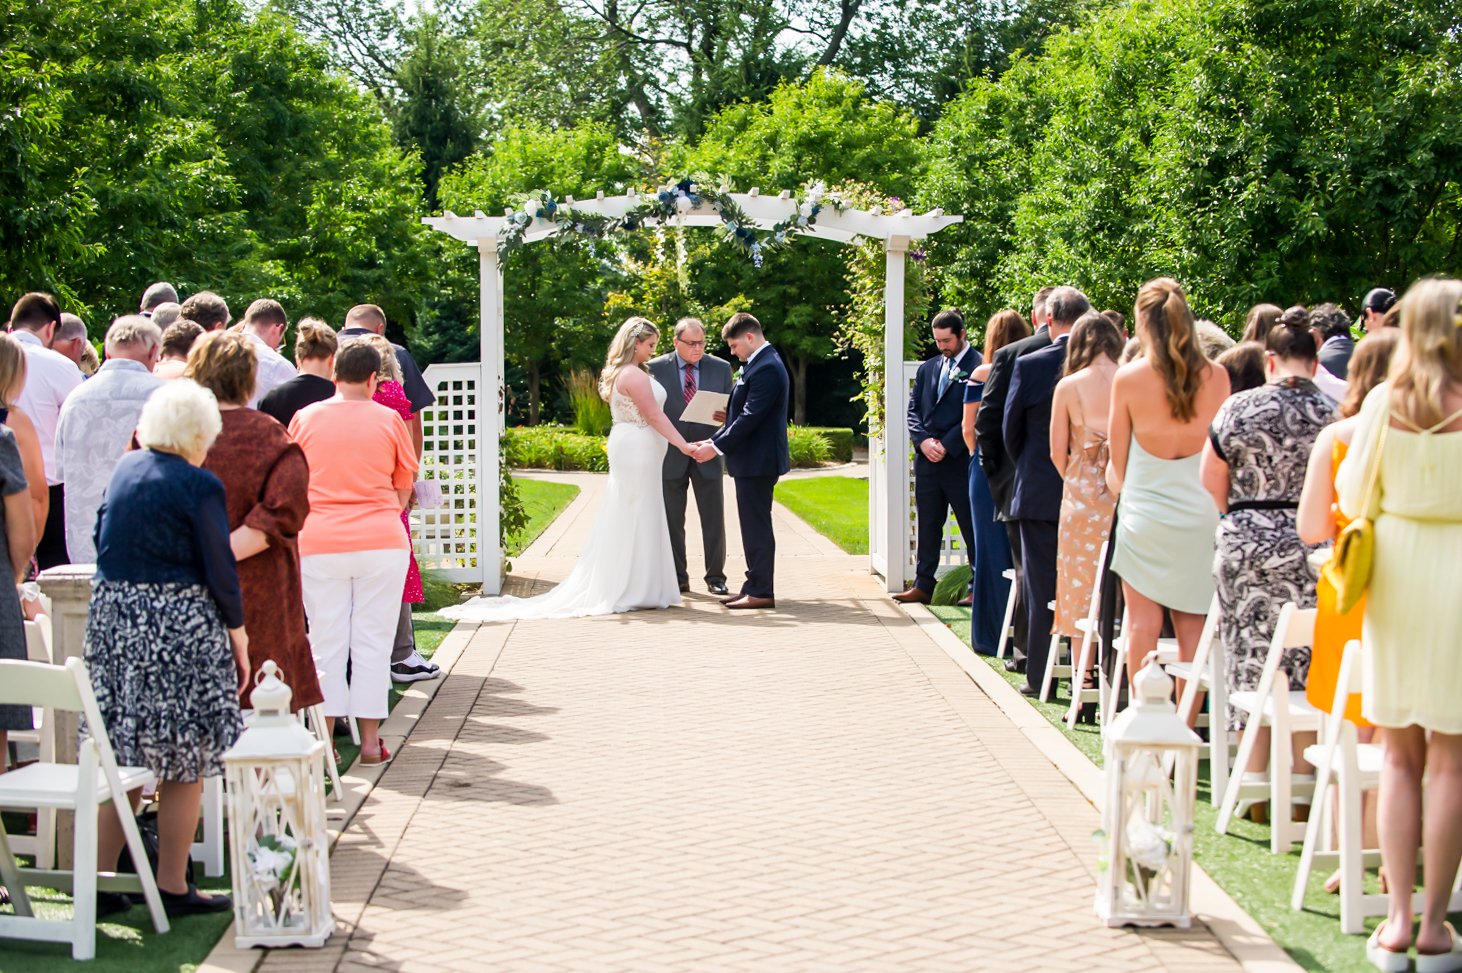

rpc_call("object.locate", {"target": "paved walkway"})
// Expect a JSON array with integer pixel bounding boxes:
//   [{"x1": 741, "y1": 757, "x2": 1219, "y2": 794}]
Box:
[{"x1": 257, "y1": 473, "x2": 1250, "y2": 973}]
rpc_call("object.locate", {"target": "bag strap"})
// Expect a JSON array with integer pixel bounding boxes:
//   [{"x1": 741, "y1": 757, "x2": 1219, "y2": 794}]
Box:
[{"x1": 1359, "y1": 395, "x2": 1391, "y2": 520}]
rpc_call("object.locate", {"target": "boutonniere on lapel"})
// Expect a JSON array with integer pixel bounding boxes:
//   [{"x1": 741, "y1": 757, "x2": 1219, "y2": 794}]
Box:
[
  {"x1": 732, "y1": 368, "x2": 743, "y2": 386},
  {"x1": 949, "y1": 369, "x2": 971, "y2": 384}
]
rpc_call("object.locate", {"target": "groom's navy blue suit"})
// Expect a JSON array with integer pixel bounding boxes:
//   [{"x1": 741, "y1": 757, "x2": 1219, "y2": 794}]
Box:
[{"x1": 711, "y1": 343, "x2": 791, "y2": 599}]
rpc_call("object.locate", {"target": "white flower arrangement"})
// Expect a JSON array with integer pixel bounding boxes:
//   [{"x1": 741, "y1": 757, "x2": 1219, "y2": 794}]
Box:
[
  {"x1": 1125, "y1": 820, "x2": 1175, "y2": 874},
  {"x1": 249, "y1": 832, "x2": 298, "y2": 897}
]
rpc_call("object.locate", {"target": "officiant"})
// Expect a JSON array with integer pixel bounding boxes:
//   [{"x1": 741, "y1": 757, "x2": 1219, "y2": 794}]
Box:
[{"x1": 650, "y1": 318, "x2": 734, "y2": 596}]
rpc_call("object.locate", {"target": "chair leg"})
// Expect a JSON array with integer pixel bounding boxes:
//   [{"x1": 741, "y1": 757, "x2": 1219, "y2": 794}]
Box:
[
  {"x1": 196, "y1": 776, "x2": 226, "y2": 878},
  {"x1": 73, "y1": 744, "x2": 99, "y2": 961},
  {"x1": 309, "y1": 705, "x2": 344, "y2": 801},
  {"x1": 1271, "y1": 695, "x2": 1294, "y2": 855},
  {"x1": 0, "y1": 819, "x2": 34, "y2": 917},
  {"x1": 36, "y1": 807, "x2": 56, "y2": 871},
  {"x1": 1291, "y1": 737, "x2": 1338, "y2": 910},
  {"x1": 1217, "y1": 719, "x2": 1262, "y2": 835},
  {"x1": 1039, "y1": 631, "x2": 1063, "y2": 702},
  {"x1": 1064, "y1": 629, "x2": 1097, "y2": 728},
  {"x1": 1209, "y1": 653, "x2": 1230, "y2": 808},
  {"x1": 348, "y1": 716, "x2": 361, "y2": 746},
  {"x1": 996, "y1": 570, "x2": 1017, "y2": 662},
  {"x1": 112, "y1": 788, "x2": 169, "y2": 934}
]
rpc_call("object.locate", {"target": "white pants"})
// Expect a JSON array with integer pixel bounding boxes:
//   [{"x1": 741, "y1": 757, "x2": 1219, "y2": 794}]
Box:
[{"x1": 301, "y1": 548, "x2": 410, "y2": 720}]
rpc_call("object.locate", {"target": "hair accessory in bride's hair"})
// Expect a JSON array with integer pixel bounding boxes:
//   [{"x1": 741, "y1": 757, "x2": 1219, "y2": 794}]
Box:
[{"x1": 630, "y1": 321, "x2": 655, "y2": 340}]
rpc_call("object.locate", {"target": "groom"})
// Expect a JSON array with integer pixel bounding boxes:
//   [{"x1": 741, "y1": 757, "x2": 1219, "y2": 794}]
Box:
[{"x1": 690, "y1": 313, "x2": 790, "y2": 610}]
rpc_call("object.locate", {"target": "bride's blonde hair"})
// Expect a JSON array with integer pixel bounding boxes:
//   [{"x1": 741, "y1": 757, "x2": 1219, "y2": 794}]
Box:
[{"x1": 599, "y1": 316, "x2": 659, "y2": 400}]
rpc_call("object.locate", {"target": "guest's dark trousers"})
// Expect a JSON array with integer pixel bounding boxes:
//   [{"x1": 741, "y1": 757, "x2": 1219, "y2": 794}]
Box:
[
  {"x1": 1003, "y1": 519, "x2": 1029, "y2": 663},
  {"x1": 733, "y1": 475, "x2": 778, "y2": 598},
  {"x1": 913, "y1": 463, "x2": 975, "y2": 593},
  {"x1": 392, "y1": 602, "x2": 415, "y2": 665},
  {"x1": 36, "y1": 483, "x2": 68, "y2": 571},
  {"x1": 664, "y1": 471, "x2": 727, "y2": 587},
  {"x1": 1018, "y1": 518, "x2": 1059, "y2": 691}
]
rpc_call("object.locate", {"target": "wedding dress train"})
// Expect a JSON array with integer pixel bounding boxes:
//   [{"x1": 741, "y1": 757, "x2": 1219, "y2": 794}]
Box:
[{"x1": 441, "y1": 380, "x2": 682, "y2": 621}]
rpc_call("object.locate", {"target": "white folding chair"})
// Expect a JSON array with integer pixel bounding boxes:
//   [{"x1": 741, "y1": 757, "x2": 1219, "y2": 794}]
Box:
[
  {"x1": 302, "y1": 703, "x2": 344, "y2": 801},
  {"x1": 5, "y1": 617, "x2": 58, "y2": 869},
  {"x1": 1037, "y1": 601, "x2": 1072, "y2": 702},
  {"x1": 994, "y1": 569, "x2": 1019, "y2": 661},
  {"x1": 188, "y1": 776, "x2": 226, "y2": 878},
  {"x1": 1215, "y1": 602, "x2": 1323, "y2": 853},
  {"x1": 1291, "y1": 640, "x2": 1386, "y2": 932},
  {"x1": 0, "y1": 658, "x2": 169, "y2": 960},
  {"x1": 1062, "y1": 542, "x2": 1108, "y2": 727},
  {"x1": 1164, "y1": 595, "x2": 1228, "y2": 805},
  {"x1": 1106, "y1": 612, "x2": 1182, "y2": 731}
]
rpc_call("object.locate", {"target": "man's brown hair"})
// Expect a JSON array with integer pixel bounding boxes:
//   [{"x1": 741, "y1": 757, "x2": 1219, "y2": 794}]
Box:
[
  {"x1": 334, "y1": 342, "x2": 382, "y2": 384},
  {"x1": 243, "y1": 298, "x2": 288, "y2": 329},
  {"x1": 8, "y1": 292, "x2": 61, "y2": 332},
  {"x1": 722, "y1": 312, "x2": 762, "y2": 341},
  {"x1": 180, "y1": 291, "x2": 231, "y2": 331}
]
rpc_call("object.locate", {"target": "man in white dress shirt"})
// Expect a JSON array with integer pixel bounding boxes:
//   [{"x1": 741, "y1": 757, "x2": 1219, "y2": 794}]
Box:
[
  {"x1": 7, "y1": 292, "x2": 85, "y2": 569},
  {"x1": 239, "y1": 298, "x2": 297, "y2": 407},
  {"x1": 54, "y1": 316, "x2": 164, "y2": 563}
]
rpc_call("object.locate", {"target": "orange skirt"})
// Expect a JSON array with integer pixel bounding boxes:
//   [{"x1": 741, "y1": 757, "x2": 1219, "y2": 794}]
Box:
[{"x1": 1306, "y1": 570, "x2": 1369, "y2": 726}]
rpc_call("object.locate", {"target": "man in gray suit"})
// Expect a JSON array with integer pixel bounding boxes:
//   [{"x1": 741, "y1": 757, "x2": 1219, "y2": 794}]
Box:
[{"x1": 650, "y1": 317, "x2": 733, "y2": 596}]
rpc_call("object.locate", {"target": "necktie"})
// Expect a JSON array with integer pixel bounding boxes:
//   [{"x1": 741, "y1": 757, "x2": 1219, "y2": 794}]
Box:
[
  {"x1": 937, "y1": 358, "x2": 950, "y2": 398},
  {"x1": 684, "y1": 362, "x2": 696, "y2": 405}
]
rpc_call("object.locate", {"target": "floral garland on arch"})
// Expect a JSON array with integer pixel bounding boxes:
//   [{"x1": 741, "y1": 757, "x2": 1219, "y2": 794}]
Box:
[{"x1": 496, "y1": 177, "x2": 845, "y2": 266}]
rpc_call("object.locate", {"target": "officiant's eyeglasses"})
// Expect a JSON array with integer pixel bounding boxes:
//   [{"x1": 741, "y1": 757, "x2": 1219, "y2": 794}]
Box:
[{"x1": 675, "y1": 337, "x2": 706, "y2": 348}]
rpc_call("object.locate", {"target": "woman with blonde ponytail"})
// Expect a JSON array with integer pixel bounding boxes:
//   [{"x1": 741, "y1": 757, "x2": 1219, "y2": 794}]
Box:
[
  {"x1": 1105, "y1": 278, "x2": 1229, "y2": 685},
  {"x1": 444, "y1": 316, "x2": 698, "y2": 621},
  {"x1": 1335, "y1": 278, "x2": 1462, "y2": 972}
]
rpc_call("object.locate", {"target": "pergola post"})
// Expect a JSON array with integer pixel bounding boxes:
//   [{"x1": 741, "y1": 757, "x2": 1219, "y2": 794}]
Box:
[
  {"x1": 478, "y1": 242, "x2": 505, "y2": 594},
  {"x1": 881, "y1": 236, "x2": 911, "y2": 593}
]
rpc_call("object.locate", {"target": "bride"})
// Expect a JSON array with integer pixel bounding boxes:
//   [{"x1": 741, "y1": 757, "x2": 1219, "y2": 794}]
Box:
[{"x1": 442, "y1": 317, "x2": 698, "y2": 621}]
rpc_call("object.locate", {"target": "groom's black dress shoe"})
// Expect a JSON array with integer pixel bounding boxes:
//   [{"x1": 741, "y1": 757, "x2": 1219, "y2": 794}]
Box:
[
  {"x1": 679, "y1": 582, "x2": 691, "y2": 593},
  {"x1": 707, "y1": 582, "x2": 729, "y2": 596}
]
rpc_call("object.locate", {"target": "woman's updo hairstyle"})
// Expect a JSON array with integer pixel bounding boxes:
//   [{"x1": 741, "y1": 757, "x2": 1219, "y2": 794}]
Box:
[
  {"x1": 1265, "y1": 307, "x2": 1319, "y2": 362},
  {"x1": 1133, "y1": 277, "x2": 1209, "y2": 421}
]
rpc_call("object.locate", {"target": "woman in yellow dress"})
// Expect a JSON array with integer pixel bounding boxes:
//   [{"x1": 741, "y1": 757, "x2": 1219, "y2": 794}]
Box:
[{"x1": 1336, "y1": 279, "x2": 1462, "y2": 972}]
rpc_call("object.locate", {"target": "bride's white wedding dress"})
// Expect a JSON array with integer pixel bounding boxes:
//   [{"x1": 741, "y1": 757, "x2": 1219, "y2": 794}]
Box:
[{"x1": 442, "y1": 379, "x2": 682, "y2": 621}]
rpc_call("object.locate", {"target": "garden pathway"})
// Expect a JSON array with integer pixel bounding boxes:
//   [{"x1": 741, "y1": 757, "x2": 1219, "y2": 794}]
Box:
[{"x1": 255, "y1": 472, "x2": 1250, "y2": 973}]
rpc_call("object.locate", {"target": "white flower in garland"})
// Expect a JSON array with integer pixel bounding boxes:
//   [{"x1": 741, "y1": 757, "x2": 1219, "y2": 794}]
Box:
[{"x1": 524, "y1": 198, "x2": 542, "y2": 219}]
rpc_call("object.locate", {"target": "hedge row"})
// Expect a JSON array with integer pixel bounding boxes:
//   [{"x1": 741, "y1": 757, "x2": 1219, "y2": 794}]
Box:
[{"x1": 504, "y1": 425, "x2": 856, "y2": 472}]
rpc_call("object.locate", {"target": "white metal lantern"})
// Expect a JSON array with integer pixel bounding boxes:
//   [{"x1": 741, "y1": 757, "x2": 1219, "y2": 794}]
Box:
[
  {"x1": 1095, "y1": 660, "x2": 1201, "y2": 928},
  {"x1": 223, "y1": 661, "x2": 333, "y2": 948}
]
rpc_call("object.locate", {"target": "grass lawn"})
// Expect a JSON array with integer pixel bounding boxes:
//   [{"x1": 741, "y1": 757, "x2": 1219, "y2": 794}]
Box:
[
  {"x1": 508, "y1": 477, "x2": 580, "y2": 557},
  {"x1": 928, "y1": 604, "x2": 1460, "y2": 973},
  {"x1": 775, "y1": 476, "x2": 868, "y2": 554}
]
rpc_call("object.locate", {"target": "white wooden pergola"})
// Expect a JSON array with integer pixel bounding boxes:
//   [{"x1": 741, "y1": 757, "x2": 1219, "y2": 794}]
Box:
[{"x1": 420, "y1": 190, "x2": 962, "y2": 594}]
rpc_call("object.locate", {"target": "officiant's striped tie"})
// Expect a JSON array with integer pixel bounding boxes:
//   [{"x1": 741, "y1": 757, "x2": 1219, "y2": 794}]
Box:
[{"x1": 684, "y1": 362, "x2": 696, "y2": 405}]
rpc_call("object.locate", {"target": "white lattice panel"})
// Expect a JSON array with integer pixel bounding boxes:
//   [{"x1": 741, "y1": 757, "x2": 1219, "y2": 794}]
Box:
[
  {"x1": 902, "y1": 362, "x2": 968, "y2": 578},
  {"x1": 415, "y1": 364, "x2": 481, "y2": 580}
]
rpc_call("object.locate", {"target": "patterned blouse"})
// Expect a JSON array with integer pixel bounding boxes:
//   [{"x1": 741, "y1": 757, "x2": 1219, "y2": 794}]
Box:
[{"x1": 1210, "y1": 377, "x2": 1337, "y2": 506}]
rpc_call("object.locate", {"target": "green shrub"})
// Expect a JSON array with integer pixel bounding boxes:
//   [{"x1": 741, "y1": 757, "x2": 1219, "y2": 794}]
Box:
[
  {"x1": 799, "y1": 427, "x2": 855, "y2": 463},
  {"x1": 504, "y1": 425, "x2": 609, "y2": 472},
  {"x1": 787, "y1": 426, "x2": 832, "y2": 468},
  {"x1": 567, "y1": 368, "x2": 611, "y2": 436}
]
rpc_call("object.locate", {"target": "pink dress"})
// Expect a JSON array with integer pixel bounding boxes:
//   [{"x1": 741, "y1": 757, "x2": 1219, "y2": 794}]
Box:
[{"x1": 372, "y1": 380, "x2": 424, "y2": 604}]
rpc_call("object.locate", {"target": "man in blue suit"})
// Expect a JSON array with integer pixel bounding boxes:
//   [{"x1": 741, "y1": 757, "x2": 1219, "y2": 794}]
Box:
[
  {"x1": 1003, "y1": 286, "x2": 1090, "y2": 694},
  {"x1": 894, "y1": 310, "x2": 983, "y2": 604},
  {"x1": 691, "y1": 313, "x2": 791, "y2": 610}
]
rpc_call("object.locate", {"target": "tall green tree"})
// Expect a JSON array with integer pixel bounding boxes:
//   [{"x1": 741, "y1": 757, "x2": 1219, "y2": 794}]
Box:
[
  {"x1": 680, "y1": 70, "x2": 923, "y2": 423},
  {"x1": 432, "y1": 122, "x2": 646, "y2": 422},
  {"x1": 0, "y1": 0, "x2": 429, "y2": 326},
  {"x1": 921, "y1": 0, "x2": 1462, "y2": 324}
]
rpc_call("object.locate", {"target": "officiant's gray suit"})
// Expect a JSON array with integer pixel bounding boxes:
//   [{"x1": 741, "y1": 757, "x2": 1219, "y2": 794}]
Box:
[{"x1": 650, "y1": 351, "x2": 733, "y2": 590}]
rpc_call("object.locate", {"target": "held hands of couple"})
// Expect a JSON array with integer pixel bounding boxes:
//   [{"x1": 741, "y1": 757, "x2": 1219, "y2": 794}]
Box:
[
  {"x1": 684, "y1": 441, "x2": 719, "y2": 463},
  {"x1": 920, "y1": 438, "x2": 947, "y2": 462}
]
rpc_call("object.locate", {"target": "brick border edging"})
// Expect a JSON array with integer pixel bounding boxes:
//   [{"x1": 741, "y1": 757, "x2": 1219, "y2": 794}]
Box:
[
  {"x1": 896, "y1": 601, "x2": 1304, "y2": 973},
  {"x1": 195, "y1": 618, "x2": 484, "y2": 973}
]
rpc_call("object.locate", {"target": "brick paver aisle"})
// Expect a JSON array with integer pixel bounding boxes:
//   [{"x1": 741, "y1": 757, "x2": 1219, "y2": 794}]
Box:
[{"x1": 264, "y1": 473, "x2": 1244, "y2": 973}]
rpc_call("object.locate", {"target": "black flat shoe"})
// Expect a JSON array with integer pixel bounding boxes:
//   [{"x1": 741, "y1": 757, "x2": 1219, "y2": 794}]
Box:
[
  {"x1": 1018, "y1": 684, "x2": 1039, "y2": 697},
  {"x1": 159, "y1": 885, "x2": 232, "y2": 916},
  {"x1": 1004, "y1": 659, "x2": 1026, "y2": 674},
  {"x1": 97, "y1": 890, "x2": 134, "y2": 918},
  {"x1": 707, "y1": 582, "x2": 729, "y2": 596}
]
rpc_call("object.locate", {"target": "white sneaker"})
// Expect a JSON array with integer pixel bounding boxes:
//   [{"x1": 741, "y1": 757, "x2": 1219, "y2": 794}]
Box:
[{"x1": 390, "y1": 650, "x2": 440, "y2": 683}]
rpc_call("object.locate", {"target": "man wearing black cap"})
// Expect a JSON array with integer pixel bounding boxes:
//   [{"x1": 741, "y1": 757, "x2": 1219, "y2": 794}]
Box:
[{"x1": 1360, "y1": 287, "x2": 1396, "y2": 333}]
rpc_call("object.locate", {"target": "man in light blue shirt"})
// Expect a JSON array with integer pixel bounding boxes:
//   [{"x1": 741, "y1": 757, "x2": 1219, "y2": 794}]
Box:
[{"x1": 54, "y1": 315, "x2": 164, "y2": 563}]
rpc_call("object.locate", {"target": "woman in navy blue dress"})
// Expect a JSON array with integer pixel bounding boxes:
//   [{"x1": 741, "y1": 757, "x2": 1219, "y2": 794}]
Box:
[{"x1": 961, "y1": 310, "x2": 1031, "y2": 654}]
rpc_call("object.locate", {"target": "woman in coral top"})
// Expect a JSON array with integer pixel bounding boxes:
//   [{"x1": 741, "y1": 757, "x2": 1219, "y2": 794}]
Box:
[{"x1": 289, "y1": 342, "x2": 418, "y2": 765}]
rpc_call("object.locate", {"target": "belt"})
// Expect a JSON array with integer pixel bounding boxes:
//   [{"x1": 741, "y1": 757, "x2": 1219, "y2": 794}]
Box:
[{"x1": 1227, "y1": 500, "x2": 1299, "y2": 512}]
